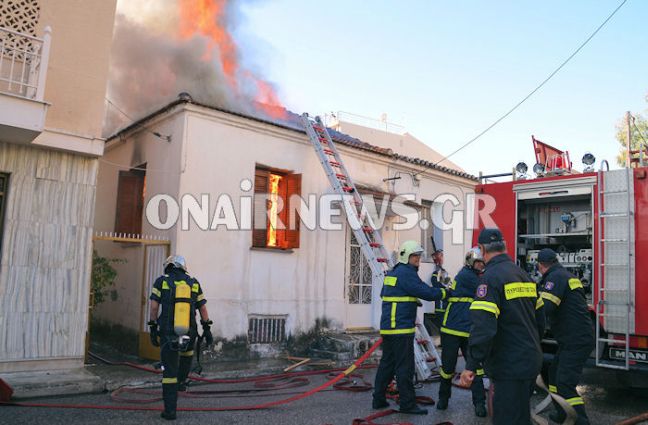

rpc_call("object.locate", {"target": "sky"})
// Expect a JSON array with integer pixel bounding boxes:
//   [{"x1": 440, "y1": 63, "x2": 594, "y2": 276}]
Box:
[{"x1": 231, "y1": 0, "x2": 648, "y2": 177}]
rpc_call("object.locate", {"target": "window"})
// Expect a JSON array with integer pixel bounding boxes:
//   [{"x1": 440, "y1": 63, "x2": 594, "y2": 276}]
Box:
[
  {"x1": 253, "y1": 165, "x2": 301, "y2": 249},
  {"x1": 421, "y1": 200, "x2": 443, "y2": 262},
  {"x1": 347, "y1": 231, "x2": 372, "y2": 304},
  {"x1": 0, "y1": 173, "x2": 8, "y2": 254},
  {"x1": 115, "y1": 165, "x2": 146, "y2": 235}
]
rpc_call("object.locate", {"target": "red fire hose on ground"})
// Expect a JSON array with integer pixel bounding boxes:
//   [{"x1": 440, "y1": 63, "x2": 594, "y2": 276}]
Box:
[{"x1": 0, "y1": 338, "x2": 456, "y2": 425}]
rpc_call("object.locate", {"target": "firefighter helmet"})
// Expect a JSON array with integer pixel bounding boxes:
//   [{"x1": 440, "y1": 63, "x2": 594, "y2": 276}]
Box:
[
  {"x1": 398, "y1": 240, "x2": 425, "y2": 264},
  {"x1": 164, "y1": 255, "x2": 187, "y2": 272},
  {"x1": 465, "y1": 247, "x2": 484, "y2": 269}
]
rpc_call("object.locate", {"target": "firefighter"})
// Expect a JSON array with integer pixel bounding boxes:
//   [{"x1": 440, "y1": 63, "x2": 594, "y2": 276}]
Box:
[
  {"x1": 372, "y1": 240, "x2": 449, "y2": 415},
  {"x1": 537, "y1": 248, "x2": 594, "y2": 425},
  {"x1": 148, "y1": 255, "x2": 213, "y2": 420},
  {"x1": 436, "y1": 247, "x2": 487, "y2": 417},
  {"x1": 429, "y1": 249, "x2": 451, "y2": 333},
  {"x1": 460, "y1": 229, "x2": 545, "y2": 425}
]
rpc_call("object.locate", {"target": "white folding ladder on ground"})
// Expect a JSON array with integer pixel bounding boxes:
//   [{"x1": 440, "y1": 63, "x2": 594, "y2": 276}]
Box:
[
  {"x1": 595, "y1": 168, "x2": 634, "y2": 370},
  {"x1": 414, "y1": 323, "x2": 442, "y2": 381}
]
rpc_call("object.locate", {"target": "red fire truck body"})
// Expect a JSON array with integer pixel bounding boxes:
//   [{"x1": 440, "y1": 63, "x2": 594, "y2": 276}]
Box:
[{"x1": 472, "y1": 166, "x2": 648, "y2": 378}]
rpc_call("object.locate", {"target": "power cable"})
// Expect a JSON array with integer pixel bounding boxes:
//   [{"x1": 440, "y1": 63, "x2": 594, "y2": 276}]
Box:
[
  {"x1": 413, "y1": 0, "x2": 628, "y2": 176},
  {"x1": 105, "y1": 97, "x2": 171, "y2": 142}
]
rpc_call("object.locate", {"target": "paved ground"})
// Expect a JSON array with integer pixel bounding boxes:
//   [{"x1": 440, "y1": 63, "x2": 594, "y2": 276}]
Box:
[{"x1": 2, "y1": 360, "x2": 647, "y2": 425}]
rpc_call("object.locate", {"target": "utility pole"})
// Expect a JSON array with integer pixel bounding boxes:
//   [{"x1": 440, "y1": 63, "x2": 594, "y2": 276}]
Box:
[{"x1": 626, "y1": 111, "x2": 632, "y2": 168}]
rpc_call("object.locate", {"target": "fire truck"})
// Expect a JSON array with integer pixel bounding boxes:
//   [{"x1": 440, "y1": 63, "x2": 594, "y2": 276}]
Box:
[{"x1": 472, "y1": 136, "x2": 648, "y2": 385}]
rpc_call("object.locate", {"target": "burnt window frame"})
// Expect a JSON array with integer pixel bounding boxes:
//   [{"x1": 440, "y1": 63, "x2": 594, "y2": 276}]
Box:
[{"x1": 252, "y1": 164, "x2": 301, "y2": 250}]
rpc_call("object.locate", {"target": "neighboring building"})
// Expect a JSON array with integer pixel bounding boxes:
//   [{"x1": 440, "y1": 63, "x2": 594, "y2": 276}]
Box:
[
  {"x1": 330, "y1": 112, "x2": 465, "y2": 174},
  {"x1": 0, "y1": 0, "x2": 118, "y2": 372},
  {"x1": 93, "y1": 94, "x2": 477, "y2": 357}
]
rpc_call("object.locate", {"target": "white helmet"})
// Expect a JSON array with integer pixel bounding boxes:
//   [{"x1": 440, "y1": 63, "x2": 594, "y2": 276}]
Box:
[
  {"x1": 164, "y1": 255, "x2": 187, "y2": 272},
  {"x1": 464, "y1": 247, "x2": 484, "y2": 269}
]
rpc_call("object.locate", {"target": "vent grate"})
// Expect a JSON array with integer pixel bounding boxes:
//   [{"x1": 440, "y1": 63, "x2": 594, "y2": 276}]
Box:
[{"x1": 248, "y1": 315, "x2": 287, "y2": 344}]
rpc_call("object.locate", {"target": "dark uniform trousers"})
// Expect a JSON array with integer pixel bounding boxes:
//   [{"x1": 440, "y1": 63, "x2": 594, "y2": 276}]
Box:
[
  {"x1": 492, "y1": 378, "x2": 535, "y2": 425},
  {"x1": 549, "y1": 344, "x2": 592, "y2": 423},
  {"x1": 439, "y1": 333, "x2": 485, "y2": 405},
  {"x1": 372, "y1": 334, "x2": 416, "y2": 410},
  {"x1": 161, "y1": 335, "x2": 196, "y2": 413}
]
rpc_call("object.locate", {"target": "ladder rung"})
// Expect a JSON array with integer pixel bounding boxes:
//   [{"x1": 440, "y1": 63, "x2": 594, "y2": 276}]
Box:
[
  {"x1": 342, "y1": 186, "x2": 354, "y2": 193},
  {"x1": 376, "y1": 258, "x2": 388, "y2": 263},
  {"x1": 329, "y1": 161, "x2": 341, "y2": 167},
  {"x1": 323, "y1": 149, "x2": 335, "y2": 155},
  {"x1": 600, "y1": 212, "x2": 628, "y2": 218},
  {"x1": 598, "y1": 313, "x2": 628, "y2": 318},
  {"x1": 369, "y1": 242, "x2": 382, "y2": 248},
  {"x1": 601, "y1": 239, "x2": 627, "y2": 243},
  {"x1": 601, "y1": 190, "x2": 628, "y2": 194},
  {"x1": 336, "y1": 173, "x2": 347, "y2": 179},
  {"x1": 362, "y1": 226, "x2": 374, "y2": 233},
  {"x1": 600, "y1": 288, "x2": 629, "y2": 292},
  {"x1": 597, "y1": 338, "x2": 628, "y2": 344},
  {"x1": 601, "y1": 263, "x2": 628, "y2": 267}
]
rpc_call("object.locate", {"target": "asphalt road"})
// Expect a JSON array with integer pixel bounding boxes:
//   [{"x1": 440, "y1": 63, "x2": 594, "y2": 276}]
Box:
[{"x1": 3, "y1": 365, "x2": 647, "y2": 425}]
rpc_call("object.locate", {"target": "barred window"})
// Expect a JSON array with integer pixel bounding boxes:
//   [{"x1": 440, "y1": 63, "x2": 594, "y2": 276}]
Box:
[{"x1": 347, "y1": 230, "x2": 372, "y2": 304}]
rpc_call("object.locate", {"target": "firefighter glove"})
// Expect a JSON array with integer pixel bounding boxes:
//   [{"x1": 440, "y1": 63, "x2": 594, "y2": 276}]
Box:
[
  {"x1": 148, "y1": 320, "x2": 160, "y2": 347},
  {"x1": 201, "y1": 320, "x2": 214, "y2": 346}
]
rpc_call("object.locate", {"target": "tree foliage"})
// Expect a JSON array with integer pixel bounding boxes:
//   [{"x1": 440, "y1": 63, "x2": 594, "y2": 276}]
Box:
[
  {"x1": 616, "y1": 102, "x2": 648, "y2": 166},
  {"x1": 91, "y1": 250, "x2": 126, "y2": 307}
]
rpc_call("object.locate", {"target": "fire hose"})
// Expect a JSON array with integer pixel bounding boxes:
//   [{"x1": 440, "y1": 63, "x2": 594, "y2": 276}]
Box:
[
  {"x1": 614, "y1": 413, "x2": 648, "y2": 425},
  {"x1": 0, "y1": 338, "x2": 456, "y2": 425}
]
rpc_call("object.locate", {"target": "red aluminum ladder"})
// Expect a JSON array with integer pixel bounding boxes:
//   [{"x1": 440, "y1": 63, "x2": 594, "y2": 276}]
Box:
[{"x1": 301, "y1": 113, "x2": 394, "y2": 279}]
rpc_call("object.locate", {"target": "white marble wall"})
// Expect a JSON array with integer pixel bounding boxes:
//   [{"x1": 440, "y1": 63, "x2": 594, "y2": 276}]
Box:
[{"x1": 0, "y1": 142, "x2": 97, "y2": 371}]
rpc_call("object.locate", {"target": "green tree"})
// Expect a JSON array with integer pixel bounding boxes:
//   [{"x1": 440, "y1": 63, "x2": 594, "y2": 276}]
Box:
[
  {"x1": 91, "y1": 250, "x2": 125, "y2": 307},
  {"x1": 615, "y1": 108, "x2": 648, "y2": 167}
]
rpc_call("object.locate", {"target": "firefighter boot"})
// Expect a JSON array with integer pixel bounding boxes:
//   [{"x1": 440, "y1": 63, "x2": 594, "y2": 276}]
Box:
[
  {"x1": 474, "y1": 403, "x2": 487, "y2": 417},
  {"x1": 161, "y1": 383, "x2": 177, "y2": 420},
  {"x1": 548, "y1": 398, "x2": 566, "y2": 423},
  {"x1": 177, "y1": 354, "x2": 193, "y2": 392},
  {"x1": 436, "y1": 378, "x2": 451, "y2": 410},
  {"x1": 573, "y1": 405, "x2": 590, "y2": 425}
]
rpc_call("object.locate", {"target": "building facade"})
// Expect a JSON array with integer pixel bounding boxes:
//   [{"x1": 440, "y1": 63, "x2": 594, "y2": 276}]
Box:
[
  {"x1": 0, "y1": 0, "x2": 117, "y2": 372},
  {"x1": 93, "y1": 96, "x2": 477, "y2": 356}
]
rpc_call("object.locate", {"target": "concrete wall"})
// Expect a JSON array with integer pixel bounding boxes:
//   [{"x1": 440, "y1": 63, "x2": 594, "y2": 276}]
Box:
[
  {"x1": 0, "y1": 142, "x2": 98, "y2": 372},
  {"x1": 32, "y1": 0, "x2": 117, "y2": 155},
  {"x1": 93, "y1": 110, "x2": 186, "y2": 331},
  {"x1": 94, "y1": 103, "x2": 476, "y2": 343},
  {"x1": 333, "y1": 120, "x2": 465, "y2": 173}
]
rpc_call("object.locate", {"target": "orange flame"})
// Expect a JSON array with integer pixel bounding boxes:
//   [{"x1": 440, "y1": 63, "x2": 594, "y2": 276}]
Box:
[
  {"x1": 267, "y1": 173, "x2": 282, "y2": 247},
  {"x1": 178, "y1": 0, "x2": 287, "y2": 120}
]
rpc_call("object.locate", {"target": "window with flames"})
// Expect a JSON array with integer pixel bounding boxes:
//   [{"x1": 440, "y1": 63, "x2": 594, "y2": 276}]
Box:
[{"x1": 253, "y1": 165, "x2": 301, "y2": 249}]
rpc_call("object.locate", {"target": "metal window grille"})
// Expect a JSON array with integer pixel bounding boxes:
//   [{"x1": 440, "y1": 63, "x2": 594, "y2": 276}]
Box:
[
  {"x1": 347, "y1": 231, "x2": 372, "y2": 304},
  {"x1": 248, "y1": 315, "x2": 287, "y2": 344}
]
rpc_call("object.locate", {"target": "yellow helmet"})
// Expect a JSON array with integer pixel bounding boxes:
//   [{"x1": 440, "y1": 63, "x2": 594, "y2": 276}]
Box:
[{"x1": 398, "y1": 240, "x2": 424, "y2": 264}]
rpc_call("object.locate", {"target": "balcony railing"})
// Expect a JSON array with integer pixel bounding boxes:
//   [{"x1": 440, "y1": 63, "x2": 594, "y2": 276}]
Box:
[{"x1": 0, "y1": 25, "x2": 51, "y2": 102}]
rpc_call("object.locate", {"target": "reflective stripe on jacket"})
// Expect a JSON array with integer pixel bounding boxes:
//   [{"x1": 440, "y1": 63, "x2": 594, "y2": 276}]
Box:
[
  {"x1": 540, "y1": 263, "x2": 594, "y2": 348},
  {"x1": 466, "y1": 253, "x2": 545, "y2": 380},
  {"x1": 380, "y1": 263, "x2": 447, "y2": 335},
  {"x1": 441, "y1": 266, "x2": 481, "y2": 337}
]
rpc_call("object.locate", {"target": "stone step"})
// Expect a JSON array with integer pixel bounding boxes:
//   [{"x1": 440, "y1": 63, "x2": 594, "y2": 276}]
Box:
[{"x1": 2, "y1": 368, "x2": 104, "y2": 399}]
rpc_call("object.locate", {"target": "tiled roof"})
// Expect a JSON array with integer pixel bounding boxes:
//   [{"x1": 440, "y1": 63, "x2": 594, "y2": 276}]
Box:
[{"x1": 107, "y1": 95, "x2": 477, "y2": 181}]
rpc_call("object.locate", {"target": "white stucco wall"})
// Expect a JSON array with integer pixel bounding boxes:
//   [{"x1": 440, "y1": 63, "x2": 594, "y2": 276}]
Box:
[{"x1": 94, "y1": 103, "x2": 476, "y2": 342}]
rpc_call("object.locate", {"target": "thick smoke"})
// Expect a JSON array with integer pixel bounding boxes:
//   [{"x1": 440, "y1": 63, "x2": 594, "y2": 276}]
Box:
[{"x1": 104, "y1": 0, "x2": 276, "y2": 137}]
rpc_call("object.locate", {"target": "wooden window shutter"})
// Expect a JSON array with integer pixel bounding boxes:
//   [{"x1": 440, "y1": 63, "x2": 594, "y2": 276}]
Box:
[
  {"x1": 115, "y1": 170, "x2": 145, "y2": 235},
  {"x1": 284, "y1": 173, "x2": 302, "y2": 249},
  {"x1": 253, "y1": 169, "x2": 269, "y2": 247}
]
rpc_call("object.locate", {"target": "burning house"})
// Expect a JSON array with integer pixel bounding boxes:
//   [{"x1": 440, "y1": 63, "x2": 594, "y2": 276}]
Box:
[{"x1": 92, "y1": 94, "x2": 477, "y2": 358}]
